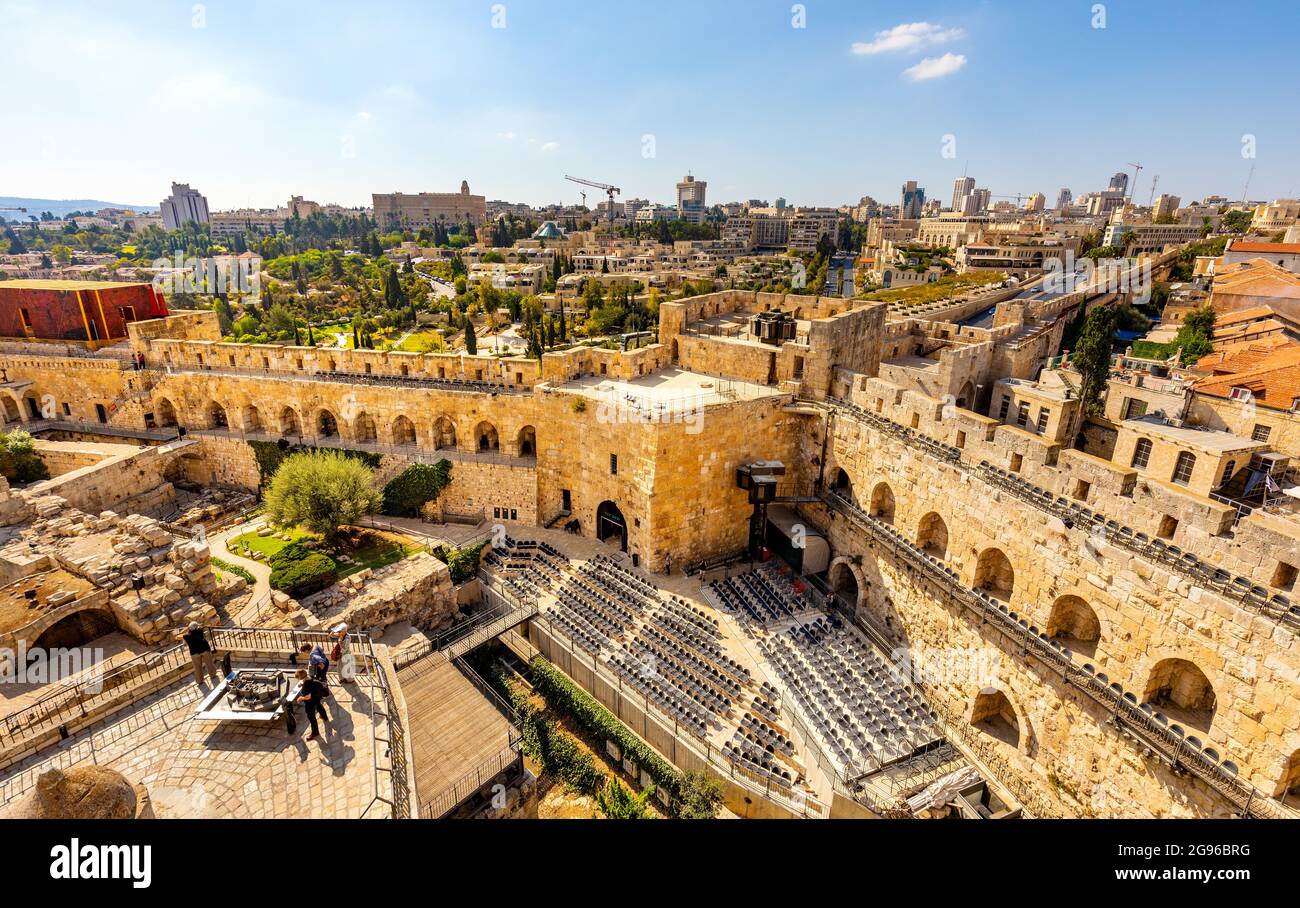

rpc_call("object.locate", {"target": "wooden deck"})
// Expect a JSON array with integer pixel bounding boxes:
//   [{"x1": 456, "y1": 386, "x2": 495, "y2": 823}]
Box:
[{"x1": 397, "y1": 657, "x2": 514, "y2": 808}]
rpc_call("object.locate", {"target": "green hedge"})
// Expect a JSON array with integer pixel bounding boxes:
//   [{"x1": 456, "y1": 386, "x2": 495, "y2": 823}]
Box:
[
  {"x1": 211, "y1": 557, "x2": 255, "y2": 584},
  {"x1": 528, "y1": 657, "x2": 683, "y2": 803},
  {"x1": 269, "y1": 552, "x2": 337, "y2": 596},
  {"x1": 381, "y1": 460, "x2": 452, "y2": 517}
]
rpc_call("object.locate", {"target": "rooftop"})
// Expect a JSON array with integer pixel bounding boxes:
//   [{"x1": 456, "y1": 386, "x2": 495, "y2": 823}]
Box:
[
  {"x1": 0, "y1": 279, "x2": 150, "y2": 291},
  {"x1": 1124, "y1": 415, "x2": 1272, "y2": 453}
]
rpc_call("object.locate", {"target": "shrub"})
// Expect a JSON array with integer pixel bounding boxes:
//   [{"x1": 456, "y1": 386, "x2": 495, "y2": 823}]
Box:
[
  {"x1": 381, "y1": 460, "x2": 452, "y2": 517},
  {"x1": 269, "y1": 551, "x2": 337, "y2": 596},
  {"x1": 263, "y1": 450, "x2": 380, "y2": 539},
  {"x1": 0, "y1": 429, "x2": 49, "y2": 484},
  {"x1": 433, "y1": 541, "x2": 486, "y2": 584},
  {"x1": 595, "y1": 777, "x2": 655, "y2": 819}
]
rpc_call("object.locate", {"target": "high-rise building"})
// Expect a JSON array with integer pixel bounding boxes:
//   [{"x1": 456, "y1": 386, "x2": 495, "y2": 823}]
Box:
[
  {"x1": 371, "y1": 181, "x2": 486, "y2": 230},
  {"x1": 1055, "y1": 188, "x2": 1073, "y2": 210},
  {"x1": 1152, "y1": 194, "x2": 1182, "y2": 221},
  {"x1": 1108, "y1": 172, "x2": 1129, "y2": 195},
  {"x1": 971, "y1": 188, "x2": 991, "y2": 214},
  {"x1": 676, "y1": 174, "x2": 708, "y2": 225},
  {"x1": 159, "y1": 182, "x2": 210, "y2": 230},
  {"x1": 900, "y1": 181, "x2": 926, "y2": 219},
  {"x1": 951, "y1": 176, "x2": 975, "y2": 212},
  {"x1": 1025, "y1": 193, "x2": 1046, "y2": 213}
]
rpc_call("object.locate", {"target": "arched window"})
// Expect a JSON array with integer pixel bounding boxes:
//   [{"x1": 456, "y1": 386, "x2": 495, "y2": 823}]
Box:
[
  {"x1": 1143, "y1": 658, "x2": 1216, "y2": 731},
  {"x1": 354, "y1": 412, "x2": 377, "y2": 443},
  {"x1": 1171, "y1": 451, "x2": 1196, "y2": 486},
  {"x1": 971, "y1": 689, "x2": 1020, "y2": 748},
  {"x1": 317, "y1": 409, "x2": 339, "y2": 438},
  {"x1": 916, "y1": 512, "x2": 949, "y2": 559},
  {"x1": 474, "y1": 421, "x2": 500, "y2": 452},
  {"x1": 1047, "y1": 595, "x2": 1100, "y2": 657},
  {"x1": 1131, "y1": 438, "x2": 1153, "y2": 469},
  {"x1": 974, "y1": 547, "x2": 1015, "y2": 602},
  {"x1": 869, "y1": 482, "x2": 895, "y2": 524},
  {"x1": 205, "y1": 401, "x2": 228, "y2": 429}
]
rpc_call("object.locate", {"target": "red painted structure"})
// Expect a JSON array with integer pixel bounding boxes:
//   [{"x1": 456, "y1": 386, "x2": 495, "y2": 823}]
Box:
[{"x1": 0, "y1": 280, "x2": 169, "y2": 346}]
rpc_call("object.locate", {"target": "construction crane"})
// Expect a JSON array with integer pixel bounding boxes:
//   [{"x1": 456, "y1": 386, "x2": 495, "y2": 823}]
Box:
[
  {"x1": 1126, "y1": 162, "x2": 1143, "y2": 203},
  {"x1": 564, "y1": 175, "x2": 620, "y2": 232},
  {"x1": 1147, "y1": 174, "x2": 1159, "y2": 208}
]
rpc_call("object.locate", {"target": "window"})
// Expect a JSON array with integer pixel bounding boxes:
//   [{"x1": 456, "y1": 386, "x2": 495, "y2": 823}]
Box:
[
  {"x1": 19, "y1": 308, "x2": 33, "y2": 332},
  {"x1": 910, "y1": 412, "x2": 920, "y2": 429},
  {"x1": 1123, "y1": 398, "x2": 1147, "y2": 420},
  {"x1": 1219, "y1": 460, "x2": 1237, "y2": 488},
  {"x1": 997, "y1": 396, "x2": 1010, "y2": 422},
  {"x1": 1171, "y1": 451, "x2": 1196, "y2": 486},
  {"x1": 1016, "y1": 402, "x2": 1030, "y2": 428},
  {"x1": 1009, "y1": 453, "x2": 1023, "y2": 473},
  {"x1": 1252, "y1": 424, "x2": 1271, "y2": 443},
  {"x1": 1229, "y1": 387, "x2": 1253, "y2": 402},
  {"x1": 610, "y1": 454, "x2": 618, "y2": 475},
  {"x1": 1073, "y1": 479, "x2": 1091, "y2": 501},
  {"x1": 1131, "y1": 438, "x2": 1152, "y2": 469},
  {"x1": 1157, "y1": 515, "x2": 1179, "y2": 539},
  {"x1": 1272, "y1": 562, "x2": 1298, "y2": 591},
  {"x1": 955, "y1": 430, "x2": 967, "y2": 449},
  {"x1": 1036, "y1": 408, "x2": 1050, "y2": 433},
  {"x1": 493, "y1": 507, "x2": 501, "y2": 519}
]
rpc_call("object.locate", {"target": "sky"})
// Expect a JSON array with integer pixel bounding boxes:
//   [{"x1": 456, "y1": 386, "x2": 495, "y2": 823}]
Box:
[{"x1": 4, "y1": 0, "x2": 1298, "y2": 212}]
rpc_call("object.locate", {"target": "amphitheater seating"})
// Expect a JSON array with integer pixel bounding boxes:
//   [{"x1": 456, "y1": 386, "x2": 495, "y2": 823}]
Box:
[{"x1": 760, "y1": 618, "x2": 940, "y2": 776}]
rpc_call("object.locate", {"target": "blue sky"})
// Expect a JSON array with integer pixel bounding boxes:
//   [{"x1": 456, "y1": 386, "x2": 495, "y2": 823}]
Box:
[{"x1": 4, "y1": 0, "x2": 1297, "y2": 210}]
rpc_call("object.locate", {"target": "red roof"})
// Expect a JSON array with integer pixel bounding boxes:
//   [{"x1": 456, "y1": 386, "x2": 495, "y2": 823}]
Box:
[{"x1": 1230, "y1": 241, "x2": 1300, "y2": 254}]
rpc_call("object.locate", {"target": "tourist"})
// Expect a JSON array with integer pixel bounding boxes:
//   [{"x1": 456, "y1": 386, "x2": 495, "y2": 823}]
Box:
[
  {"x1": 294, "y1": 669, "x2": 330, "y2": 741},
  {"x1": 297, "y1": 642, "x2": 329, "y2": 682},
  {"x1": 330, "y1": 623, "x2": 354, "y2": 683},
  {"x1": 664, "y1": 553, "x2": 673, "y2": 576},
  {"x1": 177, "y1": 621, "x2": 221, "y2": 687}
]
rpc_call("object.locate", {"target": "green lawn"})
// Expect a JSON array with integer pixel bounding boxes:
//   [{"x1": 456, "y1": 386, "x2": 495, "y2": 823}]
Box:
[
  {"x1": 860, "y1": 272, "x2": 1007, "y2": 306},
  {"x1": 230, "y1": 525, "x2": 420, "y2": 580}
]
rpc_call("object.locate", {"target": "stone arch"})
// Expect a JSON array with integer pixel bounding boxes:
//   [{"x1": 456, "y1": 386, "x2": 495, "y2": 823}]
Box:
[
  {"x1": 23, "y1": 391, "x2": 44, "y2": 420},
  {"x1": 970, "y1": 687, "x2": 1022, "y2": 749},
  {"x1": 279, "y1": 406, "x2": 302, "y2": 437},
  {"x1": 516, "y1": 425, "x2": 537, "y2": 457},
  {"x1": 916, "y1": 511, "x2": 949, "y2": 559},
  {"x1": 827, "y1": 556, "x2": 865, "y2": 611},
  {"x1": 32, "y1": 608, "x2": 118, "y2": 650},
  {"x1": 832, "y1": 468, "x2": 855, "y2": 504},
  {"x1": 474, "y1": 420, "x2": 500, "y2": 452},
  {"x1": 204, "y1": 401, "x2": 228, "y2": 429},
  {"x1": 955, "y1": 380, "x2": 975, "y2": 410},
  {"x1": 240, "y1": 403, "x2": 263, "y2": 433},
  {"x1": 1047, "y1": 594, "x2": 1101, "y2": 657},
  {"x1": 1, "y1": 394, "x2": 21, "y2": 424},
  {"x1": 353, "y1": 412, "x2": 378, "y2": 443},
  {"x1": 432, "y1": 415, "x2": 457, "y2": 450},
  {"x1": 316, "y1": 408, "x2": 339, "y2": 438},
  {"x1": 869, "y1": 481, "x2": 896, "y2": 524},
  {"x1": 596, "y1": 500, "x2": 627, "y2": 552},
  {"x1": 974, "y1": 547, "x2": 1015, "y2": 602},
  {"x1": 155, "y1": 397, "x2": 178, "y2": 428},
  {"x1": 1142, "y1": 657, "x2": 1216, "y2": 730},
  {"x1": 392, "y1": 415, "x2": 417, "y2": 447}
]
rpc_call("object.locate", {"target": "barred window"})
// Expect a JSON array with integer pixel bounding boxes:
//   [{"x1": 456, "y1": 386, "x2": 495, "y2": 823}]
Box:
[{"x1": 1171, "y1": 451, "x2": 1196, "y2": 486}]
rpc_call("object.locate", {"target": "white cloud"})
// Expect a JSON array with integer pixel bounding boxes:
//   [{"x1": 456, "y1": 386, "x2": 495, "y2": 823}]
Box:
[
  {"x1": 902, "y1": 53, "x2": 967, "y2": 81},
  {"x1": 496, "y1": 130, "x2": 517, "y2": 140},
  {"x1": 539, "y1": 141, "x2": 561, "y2": 153},
  {"x1": 852, "y1": 22, "x2": 964, "y2": 56},
  {"x1": 355, "y1": 111, "x2": 372, "y2": 122}
]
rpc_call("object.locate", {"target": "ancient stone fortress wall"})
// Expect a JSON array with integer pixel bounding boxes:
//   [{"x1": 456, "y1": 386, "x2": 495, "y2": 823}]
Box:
[{"x1": 814, "y1": 375, "x2": 1300, "y2": 814}]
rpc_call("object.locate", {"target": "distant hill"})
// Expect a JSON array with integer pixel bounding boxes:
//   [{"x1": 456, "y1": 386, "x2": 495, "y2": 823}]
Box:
[{"x1": 0, "y1": 196, "x2": 159, "y2": 219}]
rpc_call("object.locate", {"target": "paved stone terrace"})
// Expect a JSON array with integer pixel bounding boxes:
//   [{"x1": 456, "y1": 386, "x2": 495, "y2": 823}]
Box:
[{"x1": 0, "y1": 661, "x2": 382, "y2": 818}]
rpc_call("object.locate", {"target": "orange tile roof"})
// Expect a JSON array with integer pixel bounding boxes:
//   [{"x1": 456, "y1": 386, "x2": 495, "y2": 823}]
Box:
[
  {"x1": 1230, "y1": 241, "x2": 1300, "y2": 254},
  {"x1": 1195, "y1": 339, "x2": 1300, "y2": 374},
  {"x1": 1196, "y1": 352, "x2": 1300, "y2": 409}
]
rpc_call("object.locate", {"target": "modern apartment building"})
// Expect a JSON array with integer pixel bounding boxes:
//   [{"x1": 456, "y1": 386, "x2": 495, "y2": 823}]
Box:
[
  {"x1": 951, "y1": 176, "x2": 975, "y2": 212},
  {"x1": 676, "y1": 174, "x2": 708, "y2": 225},
  {"x1": 159, "y1": 182, "x2": 210, "y2": 230},
  {"x1": 1152, "y1": 194, "x2": 1182, "y2": 221},
  {"x1": 900, "y1": 181, "x2": 926, "y2": 219}
]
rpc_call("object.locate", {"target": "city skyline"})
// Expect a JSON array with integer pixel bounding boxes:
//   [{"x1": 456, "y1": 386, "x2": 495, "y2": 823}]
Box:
[{"x1": 4, "y1": 0, "x2": 1298, "y2": 210}]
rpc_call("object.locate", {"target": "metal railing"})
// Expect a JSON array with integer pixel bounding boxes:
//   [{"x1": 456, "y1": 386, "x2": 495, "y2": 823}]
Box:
[
  {"x1": 418, "y1": 741, "x2": 522, "y2": 819},
  {"x1": 526, "y1": 607, "x2": 830, "y2": 818},
  {"x1": 145, "y1": 363, "x2": 533, "y2": 396},
  {"x1": 183, "y1": 427, "x2": 539, "y2": 469},
  {"x1": 822, "y1": 489, "x2": 1294, "y2": 819},
  {"x1": 816, "y1": 396, "x2": 1299, "y2": 634}
]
